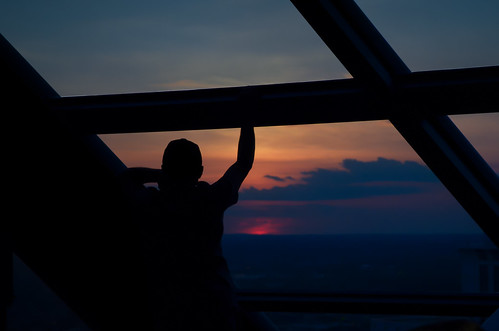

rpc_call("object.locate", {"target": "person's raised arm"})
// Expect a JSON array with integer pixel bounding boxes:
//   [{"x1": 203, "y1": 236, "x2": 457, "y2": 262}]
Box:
[
  {"x1": 221, "y1": 126, "x2": 255, "y2": 192},
  {"x1": 236, "y1": 125, "x2": 255, "y2": 173}
]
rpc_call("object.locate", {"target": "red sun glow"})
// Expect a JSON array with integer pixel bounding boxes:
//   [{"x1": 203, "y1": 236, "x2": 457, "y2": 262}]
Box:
[{"x1": 239, "y1": 217, "x2": 288, "y2": 235}]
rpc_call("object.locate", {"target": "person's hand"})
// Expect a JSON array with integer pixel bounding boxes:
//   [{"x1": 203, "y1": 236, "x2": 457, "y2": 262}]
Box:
[{"x1": 236, "y1": 87, "x2": 261, "y2": 127}]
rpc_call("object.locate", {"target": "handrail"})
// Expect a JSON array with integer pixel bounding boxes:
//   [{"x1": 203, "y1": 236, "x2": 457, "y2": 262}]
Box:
[{"x1": 237, "y1": 290, "x2": 499, "y2": 317}]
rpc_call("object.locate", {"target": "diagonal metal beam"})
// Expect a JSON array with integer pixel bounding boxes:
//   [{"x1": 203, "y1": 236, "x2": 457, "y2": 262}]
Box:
[
  {"x1": 1, "y1": 33, "x2": 147, "y2": 330},
  {"x1": 291, "y1": 0, "x2": 408, "y2": 87},
  {"x1": 52, "y1": 66, "x2": 499, "y2": 134},
  {"x1": 291, "y1": 0, "x2": 499, "y2": 245}
]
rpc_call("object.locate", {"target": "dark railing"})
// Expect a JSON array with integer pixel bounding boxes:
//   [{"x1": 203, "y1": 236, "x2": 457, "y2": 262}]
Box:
[{"x1": 238, "y1": 291, "x2": 499, "y2": 317}]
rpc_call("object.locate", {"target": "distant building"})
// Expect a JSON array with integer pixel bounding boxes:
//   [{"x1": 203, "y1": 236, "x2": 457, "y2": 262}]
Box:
[{"x1": 461, "y1": 241, "x2": 499, "y2": 293}]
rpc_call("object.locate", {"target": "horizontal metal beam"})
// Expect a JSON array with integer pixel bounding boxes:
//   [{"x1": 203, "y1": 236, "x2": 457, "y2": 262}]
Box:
[
  {"x1": 395, "y1": 66, "x2": 499, "y2": 116},
  {"x1": 53, "y1": 79, "x2": 374, "y2": 134},
  {"x1": 238, "y1": 291, "x2": 499, "y2": 317},
  {"x1": 52, "y1": 66, "x2": 499, "y2": 134}
]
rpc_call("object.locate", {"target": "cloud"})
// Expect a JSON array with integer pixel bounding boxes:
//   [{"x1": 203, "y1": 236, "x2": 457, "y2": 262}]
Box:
[
  {"x1": 264, "y1": 175, "x2": 295, "y2": 183},
  {"x1": 225, "y1": 158, "x2": 479, "y2": 234},
  {"x1": 241, "y1": 157, "x2": 438, "y2": 201},
  {"x1": 154, "y1": 80, "x2": 219, "y2": 91}
]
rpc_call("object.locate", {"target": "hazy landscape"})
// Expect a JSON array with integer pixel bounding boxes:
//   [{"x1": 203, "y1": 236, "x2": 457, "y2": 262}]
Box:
[{"x1": 7, "y1": 233, "x2": 494, "y2": 330}]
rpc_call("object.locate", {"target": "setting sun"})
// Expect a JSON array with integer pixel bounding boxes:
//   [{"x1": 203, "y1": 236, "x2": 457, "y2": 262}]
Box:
[{"x1": 232, "y1": 217, "x2": 289, "y2": 235}]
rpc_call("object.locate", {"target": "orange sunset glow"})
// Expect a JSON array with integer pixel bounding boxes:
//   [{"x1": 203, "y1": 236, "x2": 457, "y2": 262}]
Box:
[
  {"x1": 99, "y1": 115, "x2": 497, "y2": 236},
  {"x1": 101, "y1": 116, "x2": 498, "y2": 191},
  {"x1": 100, "y1": 121, "x2": 421, "y2": 190},
  {"x1": 237, "y1": 218, "x2": 289, "y2": 235}
]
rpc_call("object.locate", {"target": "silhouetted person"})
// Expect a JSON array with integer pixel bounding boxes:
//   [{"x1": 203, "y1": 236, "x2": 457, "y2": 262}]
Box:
[{"x1": 121, "y1": 126, "x2": 255, "y2": 330}]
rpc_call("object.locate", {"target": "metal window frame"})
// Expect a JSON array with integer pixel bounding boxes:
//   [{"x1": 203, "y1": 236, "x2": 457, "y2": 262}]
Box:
[
  {"x1": 290, "y1": 0, "x2": 499, "y2": 246},
  {"x1": 46, "y1": 1, "x2": 499, "y2": 246},
  {"x1": 2, "y1": 0, "x2": 499, "y2": 327}
]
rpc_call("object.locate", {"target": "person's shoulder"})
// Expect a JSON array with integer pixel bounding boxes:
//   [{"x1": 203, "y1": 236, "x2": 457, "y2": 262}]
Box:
[
  {"x1": 197, "y1": 179, "x2": 232, "y2": 197},
  {"x1": 203, "y1": 178, "x2": 238, "y2": 207}
]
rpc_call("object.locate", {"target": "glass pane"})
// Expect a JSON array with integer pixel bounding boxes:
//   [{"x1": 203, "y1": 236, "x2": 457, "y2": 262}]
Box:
[
  {"x1": 99, "y1": 122, "x2": 495, "y2": 295},
  {"x1": 0, "y1": 0, "x2": 346, "y2": 96},
  {"x1": 357, "y1": 0, "x2": 499, "y2": 71}
]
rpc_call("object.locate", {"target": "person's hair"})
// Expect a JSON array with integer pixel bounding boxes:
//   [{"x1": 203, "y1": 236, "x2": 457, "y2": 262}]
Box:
[{"x1": 161, "y1": 138, "x2": 203, "y2": 181}]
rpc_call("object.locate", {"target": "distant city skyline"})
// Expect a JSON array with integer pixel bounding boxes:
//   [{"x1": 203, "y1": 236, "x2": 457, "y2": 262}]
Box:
[{"x1": 2, "y1": 0, "x2": 497, "y2": 234}]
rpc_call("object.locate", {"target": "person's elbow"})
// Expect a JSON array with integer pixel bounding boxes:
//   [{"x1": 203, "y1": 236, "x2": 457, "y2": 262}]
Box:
[{"x1": 235, "y1": 158, "x2": 253, "y2": 174}]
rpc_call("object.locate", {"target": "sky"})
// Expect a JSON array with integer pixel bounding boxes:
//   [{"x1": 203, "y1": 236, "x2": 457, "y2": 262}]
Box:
[{"x1": 2, "y1": 0, "x2": 498, "y2": 235}]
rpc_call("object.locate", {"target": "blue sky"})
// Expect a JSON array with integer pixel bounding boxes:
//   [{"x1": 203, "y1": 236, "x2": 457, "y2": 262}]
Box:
[
  {"x1": 1, "y1": 0, "x2": 343, "y2": 94},
  {"x1": 3, "y1": 0, "x2": 498, "y2": 95},
  {"x1": 1, "y1": 0, "x2": 497, "y2": 234}
]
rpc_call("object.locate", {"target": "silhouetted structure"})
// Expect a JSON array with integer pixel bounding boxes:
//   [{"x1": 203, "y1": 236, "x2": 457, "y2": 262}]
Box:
[
  {"x1": 1, "y1": 0, "x2": 499, "y2": 330},
  {"x1": 461, "y1": 245, "x2": 499, "y2": 293}
]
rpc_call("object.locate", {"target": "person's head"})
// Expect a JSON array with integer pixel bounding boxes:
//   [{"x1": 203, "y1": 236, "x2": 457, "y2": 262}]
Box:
[{"x1": 161, "y1": 138, "x2": 203, "y2": 185}]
